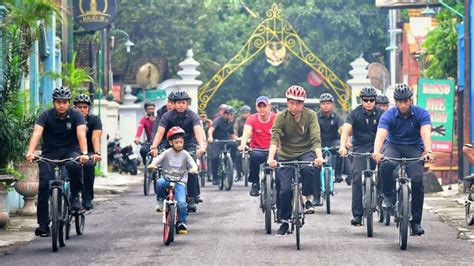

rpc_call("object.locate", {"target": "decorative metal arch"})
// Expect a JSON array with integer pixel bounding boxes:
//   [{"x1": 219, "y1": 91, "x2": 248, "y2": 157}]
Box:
[{"x1": 198, "y1": 4, "x2": 351, "y2": 111}]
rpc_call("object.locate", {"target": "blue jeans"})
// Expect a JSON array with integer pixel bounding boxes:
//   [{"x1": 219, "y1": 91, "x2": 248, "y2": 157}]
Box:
[{"x1": 156, "y1": 178, "x2": 188, "y2": 224}]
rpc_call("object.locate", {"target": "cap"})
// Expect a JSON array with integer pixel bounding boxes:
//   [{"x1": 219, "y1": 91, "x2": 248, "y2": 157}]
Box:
[{"x1": 255, "y1": 96, "x2": 270, "y2": 105}]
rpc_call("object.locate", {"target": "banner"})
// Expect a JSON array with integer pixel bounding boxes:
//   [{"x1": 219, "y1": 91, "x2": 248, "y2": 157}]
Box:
[
  {"x1": 376, "y1": 0, "x2": 440, "y2": 8},
  {"x1": 73, "y1": 0, "x2": 118, "y2": 31},
  {"x1": 417, "y1": 78, "x2": 455, "y2": 152}
]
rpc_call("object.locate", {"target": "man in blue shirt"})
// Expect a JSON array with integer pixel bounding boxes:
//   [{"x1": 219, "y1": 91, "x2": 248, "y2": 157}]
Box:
[{"x1": 372, "y1": 84, "x2": 435, "y2": 236}]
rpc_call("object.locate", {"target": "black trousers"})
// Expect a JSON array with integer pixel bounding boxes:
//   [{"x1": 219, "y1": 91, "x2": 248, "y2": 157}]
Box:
[
  {"x1": 380, "y1": 143, "x2": 425, "y2": 223},
  {"x1": 82, "y1": 153, "x2": 96, "y2": 201},
  {"x1": 140, "y1": 142, "x2": 151, "y2": 166},
  {"x1": 209, "y1": 141, "x2": 238, "y2": 182},
  {"x1": 38, "y1": 150, "x2": 83, "y2": 226},
  {"x1": 276, "y1": 151, "x2": 319, "y2": 220},
  {"x1": 248, "y1": 150, "x2": 269, "y2": 184},
  {"x1": 351, "y1": 144, "x2": 376, "y2": 217},
  {"x1": 184, "y1": 144, "x2": 200, "y2": 198}
]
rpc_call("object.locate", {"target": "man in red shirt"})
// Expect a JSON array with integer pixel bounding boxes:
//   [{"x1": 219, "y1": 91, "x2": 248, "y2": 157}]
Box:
[
  {"x1": 239, "y1": 96, "x2": 276, "y2": 196},
  {"x1": 135, "y1": 102, "x2": 156, "y2": 164}
]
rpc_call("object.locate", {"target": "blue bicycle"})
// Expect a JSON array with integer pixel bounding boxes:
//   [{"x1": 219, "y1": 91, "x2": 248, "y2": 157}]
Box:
[{"x1": 320, "y1": 146, "x2": 339, "y2": 214}]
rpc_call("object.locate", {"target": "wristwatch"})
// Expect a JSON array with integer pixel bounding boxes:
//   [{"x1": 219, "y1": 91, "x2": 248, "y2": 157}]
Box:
[
  {"x1": 95, "y1": 151, "x2": 101, "y2": 156},
  {"x1": 150, "y1": 146, "x2": 157, "y2": 150},
  {"x1": 81, "y1": 151, "x2": 88, "y2": 156}
]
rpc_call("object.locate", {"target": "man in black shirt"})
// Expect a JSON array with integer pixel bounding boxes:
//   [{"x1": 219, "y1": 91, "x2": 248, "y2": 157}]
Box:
[
  {"x1": 151, "y1": 91, "x2": 175, "y2": 142},
  {"x1": 26, "y1": 87, "x2": 89, "y2": 237},
  {"x1": 339, "y1": 86, "x2": 383, "y2": 226},
  {"x1": 150, "y1": 90, "x2": 206, "y2": 212},
  {"x1": 208, "y1": 106, "x2": 238, "y2": 185},
  {"x1": 74, "y1": 94, "x2": 103, "y2": 210},
  {"x1": 315, "y1": 93, "x2": 344, "y2": 205}
]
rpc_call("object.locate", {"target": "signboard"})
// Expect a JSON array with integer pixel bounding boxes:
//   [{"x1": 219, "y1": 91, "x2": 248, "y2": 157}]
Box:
[
  {"x1": 73, "y1": 0, "x2": 118, "y2": 31},
  {"x1": 307, "y1": 70, "x2": 324, "y2": 87},
  {"x1": 417, "y1": 78, "x2": 455, "y2": 152},
  {"x1": 376, "y1": 0, "x2": 440, "y2": 8}
]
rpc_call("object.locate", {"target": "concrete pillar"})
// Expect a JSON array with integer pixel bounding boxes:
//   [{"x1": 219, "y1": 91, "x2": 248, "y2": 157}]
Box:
[
  {"x1": 41, "y1": 13, "x2": 56, "y2": 105},
  {"x1": 106, "y1": 100, "x2": 120, "y2": 140},
  {"x1": 93, "y1": 99, "x2": 110, "y2": 175},
  {"x1": 347, "y1": 55, "x2": 379, "y2": 109},
  {"x1": 29, "y1": 40, "x2": 40, "y2": 107},
  {"x1": 176, "y1": 49, "x2": 203, "y2": 113},
  {"x1": 118, "y1": 85, "x2": 141, "y2": 148}
]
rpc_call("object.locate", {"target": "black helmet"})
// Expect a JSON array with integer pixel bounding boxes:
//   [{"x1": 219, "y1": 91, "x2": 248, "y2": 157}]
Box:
[
  {"x1": 240, "y1": 105, "x2": 251, "y2": 113},
  {"x1": 360, "y1": 86, "x2": 377, "y2": 98},
  {"x1": 52, "y1": 86, "x2": 72, "y2": 100},
  {"x1": 319, "y1": 93, "x2": 334, "y2": 102},
  {"x1": 167, "y1": 91, "x2": 175, "y2": 100},
  {"x1": 73, "y1": 94, "x2": 92, "y2": 106},
  {"x1": 171, "y1": 90, "x2": 190, "y2": 101},
  {"x1": 376, "y1": 95, "x2": 389, "y2": 104},
  {"x1": 144, "y1": 101, "x2": 155, "y2": 110},
  {"x1": 224, "y1": 106, "x2": 235, "y2": 114},
  {"x1": 393, "y1": 84, "x2": 413, "y2": 100}
]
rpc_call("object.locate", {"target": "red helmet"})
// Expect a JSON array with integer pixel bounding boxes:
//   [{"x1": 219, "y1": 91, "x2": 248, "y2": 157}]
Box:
[
  {"x1": 286, "y1": 85, "x2": 307, "y2": 102},
  {"x1": 167, "y1": 126, "x2": 185, "y2": 140}
]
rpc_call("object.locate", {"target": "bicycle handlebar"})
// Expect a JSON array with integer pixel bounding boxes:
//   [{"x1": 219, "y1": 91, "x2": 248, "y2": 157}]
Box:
[
  {"x1": 382, "y1": 157, "x2": 425, "y2": 164},
  {"x1": 348, "y1": 152, "x2": 373, "y2": 157},
  {"x1": 213, "y1": 139, "x2": 237, "y2": 144},
  {"x1": 34, "y1": 156, "x2": 82, "y2": 166},
  {"x1": 276, "y1": 161, "x2": 315, "y2": 167},
  {"x1": 322, "y1": 146, "x2": 340, "y2": 151}
]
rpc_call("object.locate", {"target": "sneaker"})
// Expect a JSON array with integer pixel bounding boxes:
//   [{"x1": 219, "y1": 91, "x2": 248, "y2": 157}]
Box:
[
  {"x1": 82, "y1": 199, "x2": 94, "y2": 210},
  {"x1": 351, "y1": 216, "x2": 363, "y2": 226},
  {"x1": 382, "y1": 196, "x2": 393, "y2": 209},
  {"x1": 34, "y1": 225, "x2": 50, "y2": 237},
  {"x1": 249, "y1": 183, "x2": 260, "y2": 197},
  {"x1": 212, "y1": 178, "x2": 219, "y2": 185},
  {"x1": 187, "y1": 198, "x2": 197, "y2": 212},
  {"x1": 155, "y1": 198, "x2": 164, "y2": 212},
  {"x1": 304, "y1": 201, "x2": 315, "y2": 214},
  {"x1": 335, "y1": 175, "x2": 344, "y2": 183},
  {"x1": 345, "y1": 177, "x2": 352, "y2": 186},
  {"x1": 195, "y1": 195, "x2": 203, "y2": 203},
  {"x1": 235, "y1": 174, "x2": 242, "y2": 182},
  {"x1": 312, "y1": 197, "x2": 323, "y2": 207},
  {"x1": 276, "y1": 222, "x2": 289, "y2": 236},
  {"x1": 177, "y1": 223, "x2": 188, "y2": 234},
  {"x1": 70, "y1": 196, "x2": 81, "y2": 212},
  {"x1": 410, "y1": 222, "x2": 425, "y2": 236}
]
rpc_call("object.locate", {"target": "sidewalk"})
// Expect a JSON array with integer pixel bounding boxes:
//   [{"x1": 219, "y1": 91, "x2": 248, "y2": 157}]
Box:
[
  {"x1": 424, "y1": 183, "x2": 474, "y2": 243},
  {"x1": 0, "y1": 172, "x2": 142, "y2": 255}
]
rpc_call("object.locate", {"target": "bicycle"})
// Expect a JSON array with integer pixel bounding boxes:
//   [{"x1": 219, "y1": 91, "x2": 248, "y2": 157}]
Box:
[
  {"x1": 162, "y1": 169, "x2": 187, "y2": 246},
  {"x1": 320, "y1": 146, "x2": 339, "y2": 214},
  {"x1": 382, "y1": 156, "x2": 425, "y2": 250},
  {"x1": 348, "y1": 152, "x2": 378, "y2": 238},
  {"x1": 241, "y1": 147, "x2": 250, "y2": 187},
  {"x1": 214, "y1": 140, "x2": 236, "y2": 191},
  {"x1": 197, "y1": 151, "x2": 208, "y2": 188},
  {"x1": 143, "y1": 147, "x2": 164, "y2": 196},
  {"x1": 274, "y1": 160, "x2": 314, "y2": 250},
  {"x1": 35, "y1": 156, "x2": 86, "y2": 252}
]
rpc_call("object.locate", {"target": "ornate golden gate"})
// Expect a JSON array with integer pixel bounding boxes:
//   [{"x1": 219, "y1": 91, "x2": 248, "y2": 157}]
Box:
[{"x1": 198, "y1": 4, "x2": 351, "y2": 111}]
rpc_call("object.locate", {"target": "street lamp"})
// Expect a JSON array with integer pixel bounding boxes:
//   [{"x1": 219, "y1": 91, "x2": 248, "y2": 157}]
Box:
[
  {"x1": 110, "y1": 29, "x2": 134, "y2": 53},
  {"x1": 420, "y1": 5, "x2": 436, "y2": 17}
]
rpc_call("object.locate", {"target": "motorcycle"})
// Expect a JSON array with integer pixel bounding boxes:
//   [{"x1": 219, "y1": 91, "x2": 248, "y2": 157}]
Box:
[{"x1": 107, "y1": 138, "x2": 138, "y2": 175}]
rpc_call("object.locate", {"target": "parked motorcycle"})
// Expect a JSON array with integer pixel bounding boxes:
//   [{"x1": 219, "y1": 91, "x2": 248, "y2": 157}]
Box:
[{"x1": 107, "y1": 138, "x2": 138, "y2": 175}]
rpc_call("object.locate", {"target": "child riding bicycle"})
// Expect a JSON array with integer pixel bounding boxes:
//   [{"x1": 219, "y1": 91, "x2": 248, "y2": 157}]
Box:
[{"x1": 149, "y1": 126, "x2": 198, "y2": 234}]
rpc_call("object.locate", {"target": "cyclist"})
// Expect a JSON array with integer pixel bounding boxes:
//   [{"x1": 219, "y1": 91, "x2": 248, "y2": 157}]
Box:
[
  {"x1": 372, "y1": 84, "x2": 434, "y2": 236},
  {"x1": 213, "y1": 103, "x2": 228, "y2": 119},
  {"x1": 267, "y1": 85, "x2": 323, "y2": 236},
  {"x1": 208, "y1": 106, "x2": 238, "y2": 185},
  {"x1": 317, "y1": 93, "x2": 344, "y2": 184},
  {"x1": 135, "y1": 102, "x2": 156, "y2": 164},
  {"x1": 151, "y1": 92, "x2": 175, "y2": 141},
  {"x1": 149, "y1": 126, "x2": 198, "y2": 234},
  {"x1": 150, "y1": 90, "x2": 206, "y2": 212},
  {"x1": 199, "y1": 111, "x2": 213, "y2": 138},
  {"x1": 376, "y1": 95, "x2": 390, "y2": 112},
  {"x1": 235, "y1": 105, "x2": 251, "y2": 181},
  {"x1": 73, "y1": 94, "x2": 103, "y2": 210},
  {"x1": 239, "y1": 96, "x2": 275, "y2": 196},
  {"x1": 339, "y1": 86, "x2": 383, "y2": 226},
  {"x1": 25, "y1": 87, "x2": 89, "y2": 236}
]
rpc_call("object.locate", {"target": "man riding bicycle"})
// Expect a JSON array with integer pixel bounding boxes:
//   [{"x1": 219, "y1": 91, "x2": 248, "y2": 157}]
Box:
[
  {"x1": 151, "y1": 92, "x2": 175, "y2": 142},
  {"x1": 135, "y1": 102, "x2": 156, "y2": 164},
  {"x1": 235, "y1": 105, "x2": 251, "y2": 181},
  {"x1": 376, "y1": 95, "x2": 390, "y2": 112},
  {"x1": 239, "y1": 96, "x2": 275, "y2": 197},
  {"x1": 208, "y1": 106, "x2": 238, "y2": 185},
  {"x1": 150, "y1": 90, "x2": 206, "y2": 212},
  {"x1": 267, "y1": 85, "x2": 323, "y2": 236},
  {"x1": 26, "y1": 87, "x2": 89, "y2": 236},
  {"x1": 339, "y1": 86, "x2": 384, "y2": 226},
  {"x1": 372, "y1": 84, "x2": 434, "y2": 236},
  {"x1": 73, "y1": 94, "x2": 103, "y2": 210}
]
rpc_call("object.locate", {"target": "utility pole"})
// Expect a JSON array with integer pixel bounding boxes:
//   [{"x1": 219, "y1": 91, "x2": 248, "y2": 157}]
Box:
[{"x1": 464, "y1": 0, "x2": 472, "y2": 178}]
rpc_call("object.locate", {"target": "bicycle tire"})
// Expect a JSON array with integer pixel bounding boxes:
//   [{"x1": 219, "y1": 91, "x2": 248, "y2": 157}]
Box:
[
  {"x1": 399, "y1": 184, "x2": 409, "y2": 250},
  {"x1": 58, "y1": 193, "x2": 67, "y2": 247},
  {"x1": 325, "y1": 168, "x2": 331, "y2": 214},
  {"x1": 218, "y1": 159, "x2": 224, "y2": 191},
  {"x1": 200, "y1": 170, "x2": 206, "y2": 188},
  {"x1": 144, "y1": 167, "x2": 151, "y2": 196},
  {"x1": 293, "y1": 186, "x2": 302, "y2": 250},
  {"x1": 66, "y1": 215, "x2": 71, "y2": 240},
  {"x1": 50, "y1": 187, "x2": 60, "y2": 252},
  {"x1": 466, "y1": 202, "x2": 474, "y2": 225},
  {"x1": 75, "y1": 213, "x2": 85, "y2": 235},
  {"x1": 224, "y1": 156, "x2": 234, "y2": 191},
  {"x1": 243, "y1": 154, "x2": 249, "y2": 187},
  {"x1": 365, "y1": 176, "x2": 373, "y2": 237},
  {"x1": 163, "y1": 204, "x2": 176, "y2": 246},
  {"x1": 265, "y1": 173, "x2": 272, "y2": 234}
]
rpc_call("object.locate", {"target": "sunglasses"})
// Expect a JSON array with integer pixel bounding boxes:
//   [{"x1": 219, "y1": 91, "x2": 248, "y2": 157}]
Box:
[{"x1": 362, "y1": 98, "x2": 375, "y2": 103}]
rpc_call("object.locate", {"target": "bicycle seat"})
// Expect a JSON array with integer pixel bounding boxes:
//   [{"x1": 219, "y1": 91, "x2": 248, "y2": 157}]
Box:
[{"x1": 465, "y1": 175, "x2": 474, "y2": 182}]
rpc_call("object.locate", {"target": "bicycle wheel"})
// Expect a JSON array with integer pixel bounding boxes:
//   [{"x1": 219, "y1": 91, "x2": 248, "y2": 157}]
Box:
[
  {"x1": 466, "y1": 201, "x2": 474, "y2": 225},
  {"x1": 58, "y1": 193, "x2": 68, "y2": 247},
  {"x1": 50, "y1": 187, "x2": 60, "y2": 252},
  {"x1": 75, "y1": 213, "x2": 85, "y2": 235},
  {"x1": 325, "y1": 168, "x2": 331, "y2": 214},
  {"x1": 243, "y1": 154, "x2": 249, "y2": 187},
  {"x1": 293, "y1": 187, "x2": 302, "y2": 250},
  {"x1": 224, "y1": 156, "x2": 234, "y2": 191},
  {"x1": 66, "y1": 216, "x2": 71, "y2": 240},
  {"x1": 265, "y1": 173, "x2": 272, "y2": 234},
  {"x1": 399, "y1": 184, "x2": 409, "y2": 250},
  {"x1": 163, "y1": 204, "x2": 176, "y2": 246},
  {"x1": 378, "y1": 193, "x2": 384, "y2": 223},
  {"x1": 199, "y1": 166, "x2": 206, "y2": 188},
  {"x1": 218, "y1": 160, "x2": 224, "y2": 191},
  {"x1": 364, "y1": 176, "x2": 373, "y2": 237},
  {"x1": 144, "y1": 167, "x2": 151, "y2": 196}
]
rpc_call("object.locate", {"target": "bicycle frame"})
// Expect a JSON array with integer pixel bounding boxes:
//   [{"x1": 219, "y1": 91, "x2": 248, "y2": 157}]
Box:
[{"x1": 320, "y1": 146, "x2": 339, "y2": 194}]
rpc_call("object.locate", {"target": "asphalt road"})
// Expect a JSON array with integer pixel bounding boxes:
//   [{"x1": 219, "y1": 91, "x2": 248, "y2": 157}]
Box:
[{"x1": 2, "y1": 179, "x2": 472, "y2": 265}]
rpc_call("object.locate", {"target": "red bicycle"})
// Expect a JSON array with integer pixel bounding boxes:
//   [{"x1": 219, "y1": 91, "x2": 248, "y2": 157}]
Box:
[{"x1": 162, "y1": 170, "x2": 187, "y2": 246}]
